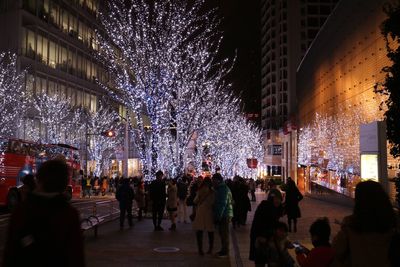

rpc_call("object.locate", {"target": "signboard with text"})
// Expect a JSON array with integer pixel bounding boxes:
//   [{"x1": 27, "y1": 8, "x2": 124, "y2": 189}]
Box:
[{"x1": 361, "y1": 154, "x2": 379, "y2": 181}]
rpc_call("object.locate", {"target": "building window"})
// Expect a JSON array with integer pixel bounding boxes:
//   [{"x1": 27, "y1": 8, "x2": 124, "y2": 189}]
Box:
[
  {"x1": 23, "y1": 0, "x2": 36, "y2": 14},
  {"x1": 48, "y1": 40, "x2": 57, "y2": 68}
]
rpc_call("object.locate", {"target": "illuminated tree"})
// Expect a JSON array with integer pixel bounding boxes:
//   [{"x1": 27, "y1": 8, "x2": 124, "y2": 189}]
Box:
[
  {"x1": 33, "y1": 93, "x2": 76, "y2": 144},
  {"x1": 98, "y1": 0, "x2": 227, "y2": 178},
  {"x1": 195, "y1": 100, "x2": 263, "y2": 179},
  {"x1": 0, "y1": 52, "x2": 26, "y2": 137},
  {"x1": 84, "y1": 103, "x2": 123, "y2": 177}
]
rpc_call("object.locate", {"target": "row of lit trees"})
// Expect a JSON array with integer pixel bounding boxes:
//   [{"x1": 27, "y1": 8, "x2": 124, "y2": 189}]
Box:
[
  {"x1": 0, "y1": 0, "x2": 263, "y2": 179},
  {"x1": 97, "y1": 0, "x2": 262, "y2": 179},
  {"x1": 0, "y1": 52, "x2": 121, "y2": 177}
]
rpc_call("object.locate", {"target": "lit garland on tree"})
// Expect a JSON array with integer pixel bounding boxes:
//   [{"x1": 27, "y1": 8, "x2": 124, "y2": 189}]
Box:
[
  {"x1": 32, "y1": 93, "x2": 76, "y2": 144},
  {"x1": 83, "y1": 103, "x2": 123, "y2": 177},
  {"x1": 0, "y1": 52, "x2": 26, "y2": 138},
  {"x1": 98, "y1": 0, "x2": 263, "y2": 179},
  {"x1": 98, "y1": 0, "x2": 227, "y2": 178},
  {"x1": 195, "y1": 100, "x2": 263, "y2": 178},
  {"x1": 298, "y1": 96, "x2": 385, "y2": 175}
]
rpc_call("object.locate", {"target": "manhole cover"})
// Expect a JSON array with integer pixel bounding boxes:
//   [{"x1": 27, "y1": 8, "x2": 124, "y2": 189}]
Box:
[{"x1": 153, "y1": 247, "x2": 180, "y2": 253}]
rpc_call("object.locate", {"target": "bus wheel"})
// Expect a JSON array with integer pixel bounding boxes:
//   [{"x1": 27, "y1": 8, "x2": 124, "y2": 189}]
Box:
[
  {"x1": 65, "y1": 186, "x2": 72, "y2": 201},
  {"x1": 7, "y1": 189, "x2": 19, "y2": 211}
]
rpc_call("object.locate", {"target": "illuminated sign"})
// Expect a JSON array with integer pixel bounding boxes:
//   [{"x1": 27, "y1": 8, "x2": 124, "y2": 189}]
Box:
[{"x1": 360, "y1": 154, "x2": 379, "y2": 181}]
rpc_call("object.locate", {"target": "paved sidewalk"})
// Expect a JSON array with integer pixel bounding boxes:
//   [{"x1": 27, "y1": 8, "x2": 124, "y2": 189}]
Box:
[
  {"x1": 230, "y1": 191, "x2": 352, "y2": 267},
  {"x1": 84, "y1": 217, "x2": 230, "y2": 267}
]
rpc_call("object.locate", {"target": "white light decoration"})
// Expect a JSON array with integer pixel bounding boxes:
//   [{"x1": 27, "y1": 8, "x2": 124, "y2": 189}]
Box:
[
  {"x1": 32, "y1": 93, "x2": 76, "y2": 144},
  {"x1": 83, "y1": 103, "x2": 123, "y2": 177},
  {"x1": 0, "y1": 52, "x2": 26, "y2": 138},
  {"x1": 298, "y1": 96, "x2": 386, "y2": 175},
  {"x1": 98, "y1": 0, "x2": 263, "y2": 179}
]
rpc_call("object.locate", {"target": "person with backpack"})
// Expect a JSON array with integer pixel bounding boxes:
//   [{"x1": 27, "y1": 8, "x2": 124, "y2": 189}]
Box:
[{"x1": 116, "y1": 178, "x2": 135, "y2": 230}]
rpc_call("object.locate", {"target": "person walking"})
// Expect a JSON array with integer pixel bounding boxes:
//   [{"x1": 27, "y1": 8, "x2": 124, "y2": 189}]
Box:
[
  {"x1": 284, "y1": 177, "x2": 303, "y2": 232},
  {"x1": 249, "y1": 178, "x2": 256, "y2": 202},
  {"x1": 177, "y1": 176, "x2": 189, "y2": 223},
  {"x1": 249, "y1": 188, "x2": 284, "y2": 266},
  {"x1": 135, "y1": 179, "x2": 146, "y2": 221},
  {"x1": 192, "y1": 177, "x2": 215, "y2": 255},
  {"x1": 236, "y1": 177, "x2": 251, "y2": 226},
  {"x1": 213, "y1": 173, "x2": 233, "y2": 258},
  {"x1": 331, "y1": 181, "x2": 398, "y2": 267},
  {"x1": 2, "y1": 160, "x2": 85, "y2": 267},
  {"x1": 166, "y1": 179, "x2": 178, "y2": 231},
  {"x1": 116, "y1": 178, "x2": 135, "y2": 229},
  {"x1": 149, "y1": 170, "x2": 167, "y2": 231}
]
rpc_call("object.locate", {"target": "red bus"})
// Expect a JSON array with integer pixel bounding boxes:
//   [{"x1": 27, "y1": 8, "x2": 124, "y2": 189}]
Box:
[{"x1": 0, "y1": 138, "x2": 81, "y2": 210}]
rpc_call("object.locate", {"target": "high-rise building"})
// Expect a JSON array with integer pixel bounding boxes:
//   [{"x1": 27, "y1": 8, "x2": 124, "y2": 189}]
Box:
[
  {"x1": 260, "y1": 0, "x2": 338, "y2": 179},
  {"x1": 0, "y1": 0, "x2": 107, "y2": 138},
  {"x1": 0, "y1": 0, "x2": 140, "y2": 177}
]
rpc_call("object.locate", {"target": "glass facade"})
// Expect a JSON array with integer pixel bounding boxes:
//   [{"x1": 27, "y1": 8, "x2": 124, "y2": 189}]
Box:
[
  {"x1": 25, "y1": 74, "x2": 97, "y2": 112},
  {"x1": 21, "y1": 28, "x2": 108, "y2": 84},
  {"x1": 23, "y1": 0, "x2": 99, "y2": 50}
]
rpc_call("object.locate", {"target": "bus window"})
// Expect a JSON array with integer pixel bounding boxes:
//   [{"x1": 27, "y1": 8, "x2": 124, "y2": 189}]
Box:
[
  {"x1": 9, "y1": 140, "x2": 22, "y2": 154},
  {"x1": 22, "y1": 143, "x2": 30, "y2": 156},
  {"x1": 73, "y1": 151, "x2": 79, "y2": 161},
  {"x1": 0, "y1": 139, "x2": 8, "y2": 153}
]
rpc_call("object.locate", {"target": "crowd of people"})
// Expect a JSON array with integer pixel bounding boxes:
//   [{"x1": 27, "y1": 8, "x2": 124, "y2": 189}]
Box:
[
  {"x1": 249, "y1": 178, "x2": 400, "y2": 267},
  {"x1": 3, "y1": 160, "x2": 400, "y2": 267}
]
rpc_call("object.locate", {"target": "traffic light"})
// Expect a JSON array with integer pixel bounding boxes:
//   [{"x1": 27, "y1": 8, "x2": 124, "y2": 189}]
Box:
[{"x1": 101, "y1": 130, "x2": 116, "y2": 137}]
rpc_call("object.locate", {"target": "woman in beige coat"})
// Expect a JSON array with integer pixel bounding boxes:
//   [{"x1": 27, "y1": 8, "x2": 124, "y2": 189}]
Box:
[
  {"x1": 167, "y1": 179, "x2": 178, "y2": 231},
  {"x1": 331, "y1": 181, "x2": 398, "y2": 267},
  {"x1": 192, "y1": 177, "x2": 215, "y2": 255}
]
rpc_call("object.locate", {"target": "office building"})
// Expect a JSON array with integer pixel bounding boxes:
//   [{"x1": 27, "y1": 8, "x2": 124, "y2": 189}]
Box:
[{"x1": 260, "y1": 0, "x2": 338, "y2": 180}]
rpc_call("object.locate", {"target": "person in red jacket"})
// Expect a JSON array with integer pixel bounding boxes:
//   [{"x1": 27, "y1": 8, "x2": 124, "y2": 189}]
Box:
[{"x1": 295, "y1": 217, "x2": 334, "y2": 267}]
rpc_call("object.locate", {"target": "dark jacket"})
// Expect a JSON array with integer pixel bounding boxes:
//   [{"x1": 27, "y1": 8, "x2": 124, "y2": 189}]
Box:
[
  {"x1": 149, "y1": 179, "x2": 166, "y2": 206},
  {"x1": 249, "y1": 199, "x2": 283, "y2": 263},
  {"x1": 284, "y1": 183, "x2": 303, "y2": 219},
  {"x1": 3, "y1": 193, "x2": 85, "y2": 267},
  {"x1": 116, "y1": 182, "x2": 134, "y2": 206},
  {"x1": 177, "y1": 180, "x2": 189, "y2": 200}
]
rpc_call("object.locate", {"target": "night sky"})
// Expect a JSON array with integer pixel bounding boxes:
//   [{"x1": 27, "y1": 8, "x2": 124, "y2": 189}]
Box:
[{"x1": 206, "y1": 0, "x2": 261, "y2": 115}]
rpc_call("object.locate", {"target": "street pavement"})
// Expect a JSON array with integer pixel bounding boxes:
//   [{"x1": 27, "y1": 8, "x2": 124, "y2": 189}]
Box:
[
  {"x1": 84, "y1": 190, "x2": 352, "y2": 267},
  {"x1": 84, "y1": 215, "x2": 230, "y2": 267},
  {"x1": 231, "y1": 191, "x2": 352, "y2": 267}
]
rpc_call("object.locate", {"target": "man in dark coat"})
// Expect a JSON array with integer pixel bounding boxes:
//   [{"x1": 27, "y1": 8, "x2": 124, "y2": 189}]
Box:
[
  {"x1": 249, "y1": 189, "x2": 283, "y2": 265},
  {"x1": 149, "y1": 170, "x2": 166, "y2": 231},
  {"x1": 3, "y1": 160, "x2": 85, "y2": 267},
  {"x1": 116, "y1": 178, "x2": 135, "y2": 229}
]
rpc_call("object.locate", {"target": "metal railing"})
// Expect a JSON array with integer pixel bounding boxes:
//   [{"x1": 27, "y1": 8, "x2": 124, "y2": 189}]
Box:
[{"x1": 74, "y1": 199, "x2": 120, "y2": 223}]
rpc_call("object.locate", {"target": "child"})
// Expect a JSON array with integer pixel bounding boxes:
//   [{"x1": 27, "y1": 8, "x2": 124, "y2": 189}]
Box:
[
  {"x1": 296, "y1": 217, "x2": 335, "y2": 267},
  {"x1": 266, "y1": 222, "x2": 295, "y2": 267}
]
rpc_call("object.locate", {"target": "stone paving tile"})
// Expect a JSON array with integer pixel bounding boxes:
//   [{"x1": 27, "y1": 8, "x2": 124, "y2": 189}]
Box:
[{"x1": 231, "y1": 191, "x2": 352, "y2": 267}]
